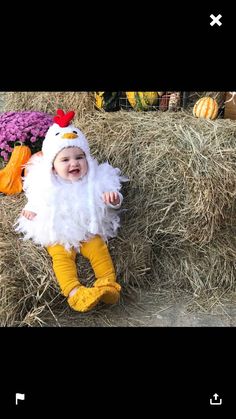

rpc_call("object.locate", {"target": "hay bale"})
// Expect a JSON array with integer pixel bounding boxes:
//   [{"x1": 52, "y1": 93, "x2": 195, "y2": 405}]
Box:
[
  {"x1": 78, "y1": 111, "x2": 236, "y2": 245},
  {"x1": 1, "y1": 110, "x2": 236, "y2": 325},
  {"x1": 153, "y1": 228, "x2": 236, "y2": 293},
  {"x1": 2, "y1": 92, "x2": 95, "y2": 116}
]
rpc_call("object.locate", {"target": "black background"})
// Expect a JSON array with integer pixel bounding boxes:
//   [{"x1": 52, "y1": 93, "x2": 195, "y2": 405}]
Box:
[
  {"x1": 0, "y1": 5, "x2": 233, "y2": 91},
  {"x1": 1, "y1": 328, "x2": 234, "y2": 415}
]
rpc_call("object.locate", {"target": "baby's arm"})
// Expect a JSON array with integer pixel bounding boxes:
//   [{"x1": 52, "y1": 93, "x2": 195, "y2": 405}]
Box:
[
  {"x1": 21, "y1": 209, "x2": 37, "y2": 220},
  {"x1": 102, "y1": 191, "x2": 123, "y2": 208}
]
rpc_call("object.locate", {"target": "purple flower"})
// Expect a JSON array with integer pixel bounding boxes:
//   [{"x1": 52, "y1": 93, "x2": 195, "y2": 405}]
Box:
[
  {"x1": 0, "y1": 150, "x2": 9, "y2": 161},
  {"x1": 0, "y1": 110, "x2": 53, "y2": 161}
]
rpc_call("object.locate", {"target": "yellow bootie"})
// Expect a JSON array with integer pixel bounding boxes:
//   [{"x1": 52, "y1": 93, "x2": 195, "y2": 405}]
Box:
[
  {"x1": 67, "y1": 285, "x2": 109, "y2": 312},
  {"x1": 94, "y1": 278, "x2": 121, "y2": 304}
]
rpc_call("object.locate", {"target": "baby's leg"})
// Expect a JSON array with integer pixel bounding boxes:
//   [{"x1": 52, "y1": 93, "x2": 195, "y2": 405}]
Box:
[
  {"x1": 80, "y1": 235, "x2": 121, "y2": 304},
  {"x1": 47, "y1": 244, "x2": 110, "y2": 312},
  {"x1": 46, "y1": 244, "x2": 80, "y2": 297}
]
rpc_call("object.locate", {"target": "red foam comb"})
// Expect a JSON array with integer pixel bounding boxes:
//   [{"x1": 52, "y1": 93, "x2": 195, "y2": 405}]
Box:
[{"x1": 53, "y1": 109, "x2": 75, "y2": 127}]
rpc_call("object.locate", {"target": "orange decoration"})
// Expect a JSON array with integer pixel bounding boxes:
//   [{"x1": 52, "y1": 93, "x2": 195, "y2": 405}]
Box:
[{"x1": 0, "y1": 145, "x2": 32, "y2": 195}]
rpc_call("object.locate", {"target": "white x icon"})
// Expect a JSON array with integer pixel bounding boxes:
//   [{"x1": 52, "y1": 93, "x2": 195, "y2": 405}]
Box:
[{"x1": 210, "y1": 14, "x2": 222, "y2": 27}]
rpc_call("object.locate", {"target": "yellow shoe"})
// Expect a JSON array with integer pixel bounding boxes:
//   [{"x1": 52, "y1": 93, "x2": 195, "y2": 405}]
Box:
[
  {"x1": 99, "y1": 285, "x2": 121, "y2": 304},
  {"x1": 94, "y1": 279, "x2": 121, "y2": 305},
  {"x1": 67, "y1": 286, "x2": 106, "y2": 312}
]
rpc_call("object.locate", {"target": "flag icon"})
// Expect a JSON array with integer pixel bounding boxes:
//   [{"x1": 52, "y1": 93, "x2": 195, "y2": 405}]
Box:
[{"x1": 15, "y1": 393, "x2": 25, "y2": 405}]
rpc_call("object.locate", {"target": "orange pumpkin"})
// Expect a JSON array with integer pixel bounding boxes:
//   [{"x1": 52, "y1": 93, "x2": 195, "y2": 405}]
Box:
[
  {"x1": 193, "y1": 97, "x2": 218, "y2": 120},
  {"x1": 0, "y1": 145, "x2": 32, "y2": 195}
]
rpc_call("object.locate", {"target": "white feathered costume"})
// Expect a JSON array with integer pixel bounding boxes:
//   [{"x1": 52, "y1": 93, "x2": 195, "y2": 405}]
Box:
[{"x1": 15, "y1": 110, "x2": 125, "y2": 250}]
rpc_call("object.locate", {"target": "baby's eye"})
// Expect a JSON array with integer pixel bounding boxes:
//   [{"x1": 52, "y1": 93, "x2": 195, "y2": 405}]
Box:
[{"x1": 76, "y1": 156, "x2": 85, "y2": 160}]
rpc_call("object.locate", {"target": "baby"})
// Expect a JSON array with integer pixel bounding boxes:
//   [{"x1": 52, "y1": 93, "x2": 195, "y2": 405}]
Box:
[{"x1": 15, "y1": 109, "x2": 125, "y2": 312}]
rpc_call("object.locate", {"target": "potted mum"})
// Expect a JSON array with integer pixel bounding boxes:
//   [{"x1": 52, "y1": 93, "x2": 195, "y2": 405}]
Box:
[{"x1": 0, "y1": 111, "x2": 53, "y2": 162}]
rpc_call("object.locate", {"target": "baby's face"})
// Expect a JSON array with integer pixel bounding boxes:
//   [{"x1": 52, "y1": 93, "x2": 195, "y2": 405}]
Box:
[{"x1": 53, "y1": 147, "x2": 88, "y2": 182}]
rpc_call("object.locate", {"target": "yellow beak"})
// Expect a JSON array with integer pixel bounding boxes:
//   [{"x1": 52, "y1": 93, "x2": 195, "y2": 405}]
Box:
[{"x1": 62, "y1": 133, "x2": 78, "y2": 139}]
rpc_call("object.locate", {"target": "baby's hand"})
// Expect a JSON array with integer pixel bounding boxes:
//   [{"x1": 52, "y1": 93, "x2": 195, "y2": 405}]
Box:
[
  {"x1": 21, "y1": 209, "x2": 37, "y2": 220},
  {"x1": 102, "y1": 192, "x2": 120, "y2": 206}
]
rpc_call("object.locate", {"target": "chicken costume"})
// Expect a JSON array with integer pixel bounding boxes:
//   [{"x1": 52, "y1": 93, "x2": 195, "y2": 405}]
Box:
[{"x1": 15, "y1": 109, "x2": 125, "y2": 312}]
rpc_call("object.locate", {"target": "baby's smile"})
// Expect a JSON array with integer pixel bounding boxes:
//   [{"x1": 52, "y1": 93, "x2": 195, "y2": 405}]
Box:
[{"x1": 69, "y1": 168, "x2": 80, "y2": 174}]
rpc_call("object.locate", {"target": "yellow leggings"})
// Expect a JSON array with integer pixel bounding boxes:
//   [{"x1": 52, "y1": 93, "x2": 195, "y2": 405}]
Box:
[{"x1": 47, "y1": 235, "x2": 116, "y2": 297}]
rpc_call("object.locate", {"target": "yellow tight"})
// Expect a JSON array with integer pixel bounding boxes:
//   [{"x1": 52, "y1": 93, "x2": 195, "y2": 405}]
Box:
[
  {"x1": 46, "y1": 245, "x2": 78, "y2": 297},
  {"x1": 47, "y1": 235, "x2": 121, "y2": 312}
]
